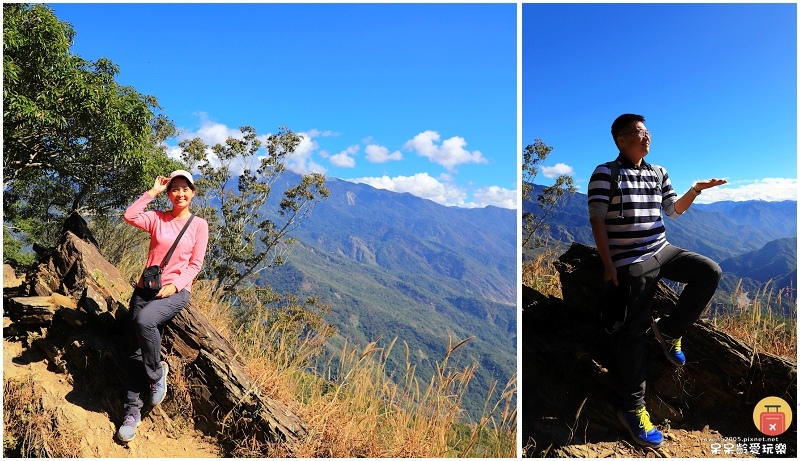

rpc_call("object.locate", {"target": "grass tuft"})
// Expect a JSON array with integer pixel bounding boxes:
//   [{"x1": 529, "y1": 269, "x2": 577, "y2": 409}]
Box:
[
  {"x1": 709, "y1": 279, "x2": 797, "y2": 358},
  {"x1": 522, "y1": 244, "x2": 564, "y2": 299},
  {"x1": 3, "y1": 375, "x2": 82, "y2": 458}
]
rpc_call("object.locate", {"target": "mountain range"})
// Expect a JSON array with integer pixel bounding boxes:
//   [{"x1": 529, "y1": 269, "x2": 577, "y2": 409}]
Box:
[
  {"x1": 717, "y1": 236, "x2": 797, "y2": 295},
  {"x1": 260, "y1": 175, "x2": 516, "y2": 420},
  {"x1": 523, "y1": 183, "x2": 797, "y2": 298}
]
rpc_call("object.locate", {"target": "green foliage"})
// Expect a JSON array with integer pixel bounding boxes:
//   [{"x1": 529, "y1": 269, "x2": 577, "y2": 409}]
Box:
[
  {"x1": 179, "y1": 126, "x2": 330, "y2": 296},
  {"x1": 522, "y1": 139, "x2": 576, "y2": 249},
  {"x1": 3, "y1": 3, "x2": 180, "y2": 247},
  {"x1": 2, "y1": 226, "x2": 36, "y2": 270}
]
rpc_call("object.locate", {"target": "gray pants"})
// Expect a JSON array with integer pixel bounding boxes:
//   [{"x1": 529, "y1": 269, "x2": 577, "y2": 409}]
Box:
[
  {"x1": 124, "y1": 287, "x2": 190, "y2": 415},
  {"x1": 614, "y1": 244, "x2": 721, "y2": 411}
]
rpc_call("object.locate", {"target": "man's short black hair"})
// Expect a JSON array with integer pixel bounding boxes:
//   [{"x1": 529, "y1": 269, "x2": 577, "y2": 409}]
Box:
[{"x1": 612, "y1": 113, "x2": 645, "y2": 148}]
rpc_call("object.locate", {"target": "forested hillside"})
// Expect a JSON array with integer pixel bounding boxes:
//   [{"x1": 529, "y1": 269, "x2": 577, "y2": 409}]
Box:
[{"x1": 262, "y1": 176, "x2": 517, "y2": 419}]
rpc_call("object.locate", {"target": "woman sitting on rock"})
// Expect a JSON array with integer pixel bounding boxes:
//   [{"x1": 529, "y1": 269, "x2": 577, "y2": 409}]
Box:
[{"x1": 117, "y1": 170, "x2": 209, "y2": 443}]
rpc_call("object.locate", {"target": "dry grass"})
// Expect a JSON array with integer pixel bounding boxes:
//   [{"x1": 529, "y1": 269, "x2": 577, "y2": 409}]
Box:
[
  {"x1": 191, "y1": 287, "x2": 517, "y2": 457},
  {"x1": 159, "y1": 357, "x2": 199, "y2": 438},
  {"x1": 283, "y1": 337, "x2": 516, "y2": 458},
  {"x1": 3, "y1": 375, "x2": 82, "y2": 457},
  {"x1": 89, "y1": 215, "x2": 149, "y2": 282},
  {"x1": 709, "y1": 279, "x2": 797, "y2": 359},
  {"x1": 188, "y1": 279, "x2": 237, "y2": 339},
  {"x1": 522, "y1": 245, "x2": 563, "y2": 299}
]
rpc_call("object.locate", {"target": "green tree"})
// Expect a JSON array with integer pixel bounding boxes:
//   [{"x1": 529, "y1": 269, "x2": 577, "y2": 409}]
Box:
[
  {"x1": 3, "y1": 227, "x2": 36, "y2": 269},
  {"x1": 3, "y1": 3, "x2": 180, "y2": 247},
  {"x1": 521, "y1": 139, "x2": 576, "y2": 249},
  {"x1": 179, "y1": 126, "x2": 331, "y2": 296}
]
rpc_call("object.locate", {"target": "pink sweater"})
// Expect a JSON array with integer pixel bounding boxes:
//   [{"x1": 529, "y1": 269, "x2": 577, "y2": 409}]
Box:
[{"x1": 124, "y1": 192, "x2": 209, "y2": 292}]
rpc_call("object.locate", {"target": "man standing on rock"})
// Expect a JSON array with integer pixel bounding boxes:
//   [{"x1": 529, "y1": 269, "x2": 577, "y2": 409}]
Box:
[{"x1": 587, "y1": 113, "x2": 725, "y2": 448}]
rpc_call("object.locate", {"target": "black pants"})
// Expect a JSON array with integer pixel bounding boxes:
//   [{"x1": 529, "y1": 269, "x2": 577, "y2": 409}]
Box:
[
  {"x1": 124, "y1": 287, "x2": 190, "y2": 415},
  {"x1": 614, "y1": 244, "x2": 721, "y2": 411}
]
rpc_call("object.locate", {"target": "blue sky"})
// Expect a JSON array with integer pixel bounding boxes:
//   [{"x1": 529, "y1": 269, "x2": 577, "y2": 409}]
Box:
[
  {"x1": 50, "y1": 3, "x2": 517, "y2": 209},
  {"x1": 523, "y1": 3, "x2": 797, "y2": 204}
]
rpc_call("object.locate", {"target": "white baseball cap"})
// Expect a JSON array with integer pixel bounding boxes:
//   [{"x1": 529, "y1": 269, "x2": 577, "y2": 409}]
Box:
[{"x1": 168, "y1": 170, "x2": 196, "y2": 190}]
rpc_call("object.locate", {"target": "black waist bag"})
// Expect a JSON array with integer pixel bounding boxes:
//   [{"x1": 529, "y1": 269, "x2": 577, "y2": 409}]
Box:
[
  {"x1": 140, "y1": 215, "x2": 194, "y2": 294},
  {"x1": 598, "y1": 280, "x2": 630, "y2": 334},
  {"x1": 142, "y1": 265, "x2": 163, "y2": 292}
]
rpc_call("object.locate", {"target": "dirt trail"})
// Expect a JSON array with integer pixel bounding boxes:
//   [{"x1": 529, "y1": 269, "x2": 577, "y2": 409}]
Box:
[
  {"x1": 525, "y1": 406, "x2": 791, "y2": 458},
  {"x1": 532, "y1": 427, "x2": 759, "y2": 458},
  {"x1": 3, "y1": 335, "x2": 221, "y2": 458}
]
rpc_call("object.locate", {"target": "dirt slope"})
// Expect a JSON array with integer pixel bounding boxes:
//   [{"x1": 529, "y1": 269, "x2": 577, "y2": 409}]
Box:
[
  {"x1": 529, "y1": 426, "x2": 760, "y2": 458},
  {"x1": 3, "y1": 334, "x2": 220, "y2": 458}
]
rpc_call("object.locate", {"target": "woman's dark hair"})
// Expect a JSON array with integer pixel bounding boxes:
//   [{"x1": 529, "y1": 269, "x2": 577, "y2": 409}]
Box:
[{"x1": 611, "y1": 113, "x2": 645, "y2": 148}]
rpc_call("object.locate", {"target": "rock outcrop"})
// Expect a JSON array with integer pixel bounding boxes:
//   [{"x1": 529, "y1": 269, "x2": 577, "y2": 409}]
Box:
[
  {"x1": 3, "y1": 212, "x2": 308, "y2": 450},
  {"x1": 522, "y1": 242, "x2": 796, "y2": 456},
  {"x1": 3, "y1": 264, "x2": 24, "y2": 289}
]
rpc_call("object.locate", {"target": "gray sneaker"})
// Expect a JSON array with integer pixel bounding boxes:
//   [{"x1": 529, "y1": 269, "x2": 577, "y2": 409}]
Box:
[
  {"x1": 150, "y1": 361, "x2": 169, "y2": 406},
  {"x1": 117, "y1": 412, "x2": 141, "y2": 442}
]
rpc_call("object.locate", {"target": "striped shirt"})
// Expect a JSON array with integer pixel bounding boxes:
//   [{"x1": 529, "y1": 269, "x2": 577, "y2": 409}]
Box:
[{"x1": 588, "y1": 155, "x2": 679, "y2": 267}]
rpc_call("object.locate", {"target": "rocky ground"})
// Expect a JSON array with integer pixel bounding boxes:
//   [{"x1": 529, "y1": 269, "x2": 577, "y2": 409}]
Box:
[
  {"x1": 526, "y1": 424, "x2": 765, "y2": 458},
  {"x1": 3, "y1": 331, "x2": 221, "y2": 458},
  {"x1": 3, "y1": 213, "x2": 308, "y2": 458},
  {"x1": 3, "y1": 266, "x2": 219, "y2": 458}
]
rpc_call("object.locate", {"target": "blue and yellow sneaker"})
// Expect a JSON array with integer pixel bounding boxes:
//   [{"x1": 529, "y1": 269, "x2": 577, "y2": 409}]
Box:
[
  {"x1": 617, "y1": 407, "x2": 664, "y2": 448},
  {"x1": 652, "y1": 319, "x2": 686, "y2": 366}
]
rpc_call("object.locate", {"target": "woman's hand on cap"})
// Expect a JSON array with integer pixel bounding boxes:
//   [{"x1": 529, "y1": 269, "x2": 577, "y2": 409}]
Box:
[{"x1": 148, "y1": 176, "x2": 170, "y2": 197}]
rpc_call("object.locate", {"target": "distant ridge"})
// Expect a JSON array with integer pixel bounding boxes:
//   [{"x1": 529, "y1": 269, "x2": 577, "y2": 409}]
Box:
[
  {"x1": 523, "y1": 183, "x2": 797, "y2": 263},
  {"x1": 718, "y1": 236, "x2": 797, "y2": 295}
]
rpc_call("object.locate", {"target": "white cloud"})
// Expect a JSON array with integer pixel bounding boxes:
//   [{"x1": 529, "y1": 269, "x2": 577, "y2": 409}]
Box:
[
  {"x1": 170, "y1": 119, "x2": 329, "y2": 175},
  {"x1": 171, "y1": 119, "x2": 253, "y2": 175},
  {"x1": 695, "y1": 178, "x2": 797, "y2": 203},
  {"x1": 329, "y1": 153, "x2": 356, "y2": 168},
  {"x1": 306, "y1": 129, "x2": 338, "y2": 138},
  {"x1": 365, "y1": 144, "x2": 403, "y2": 163},
  {"x1": 471, "y1": 186, "x2": 517, "y2": 209},
  {"x1": 542, "y1": 163, "x2": 575, "y2": 178},
  {"x1": 438, "y1": 172, "x2": 455, "y2": 183},
  {"x1": 346, "y1": 173, "x2": 517, "y2": 210},
  {"x1": 347, "y1": 173, "x2": 468, "y2": 207},
  {"x1": 403, "y1": 130, "x2": 487, "y2": 171},
  {"x1": 329, "y1": 145, "x2": 359, "y2": 168},
  {"x1": 166, "y1": 145, "x2": 184, "y2": 161},
  {"x1": 289, "y1": 130, "x2": 328, "y2": 175},
  {"x1": 174, "y1": 114, "x2": 240, "y2": 147}
]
